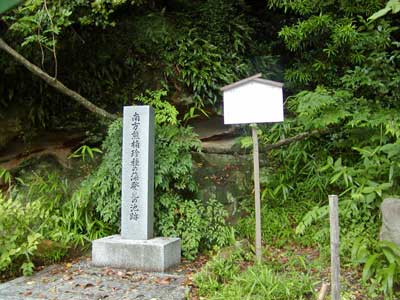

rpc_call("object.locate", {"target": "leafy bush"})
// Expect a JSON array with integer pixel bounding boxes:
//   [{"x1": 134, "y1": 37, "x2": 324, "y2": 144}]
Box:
[
  {"x1": 352, "y1": 239, "x2": 400, "y2": 299},
  {"x1": 236, "y1": 203, "x2": 315, "y2": 248},
  {"x1": 90, "y1": 118, "x2": 201, "y2": 230},
  {"x1": 0, "y1": 193, "x2": 42, "y2": 276},
  {"x1": 156, "y1": 196, "x2": 231, "y2": 259},
  {"x1": 164, "y1": 30, "x2": 247, "y2": 108},
  {"x1": 88, "y1": 90, "x2": 231, "y2": 258},
  {"x1": 0, "y1": 171, "x2": 107, "y2": 276}
]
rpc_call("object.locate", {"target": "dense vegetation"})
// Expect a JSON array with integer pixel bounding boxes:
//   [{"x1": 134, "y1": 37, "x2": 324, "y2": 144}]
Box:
[{"x1": 1, "y1": 0, "x2": 400, "y2": 298}]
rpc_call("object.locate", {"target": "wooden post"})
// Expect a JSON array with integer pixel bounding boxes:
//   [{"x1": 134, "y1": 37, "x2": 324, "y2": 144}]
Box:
[
  {"x1": 251, "y1": 124, "x2": 262, "y2": 262},
  {"x1": 329, "y1": 195, "x2": 340, "y2": 300},
  {"x1": 317, "y1": 282, "x2": 329, "y2": 300}
]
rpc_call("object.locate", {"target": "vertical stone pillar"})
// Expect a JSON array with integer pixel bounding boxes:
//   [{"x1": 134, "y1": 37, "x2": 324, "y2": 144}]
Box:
[{"x1": 121, "y1": 106, "x2": 154, "y2": 240}]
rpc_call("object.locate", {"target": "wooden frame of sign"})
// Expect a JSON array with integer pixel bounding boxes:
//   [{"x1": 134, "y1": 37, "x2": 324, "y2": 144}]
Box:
[{"x1": 221, "y1": 73, "x2": 284, "y2": 262}]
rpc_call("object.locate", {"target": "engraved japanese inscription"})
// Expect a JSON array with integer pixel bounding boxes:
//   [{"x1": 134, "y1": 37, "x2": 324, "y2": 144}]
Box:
[{"x1": 121, "y1": 106, "x2": 154, "y2": 240}]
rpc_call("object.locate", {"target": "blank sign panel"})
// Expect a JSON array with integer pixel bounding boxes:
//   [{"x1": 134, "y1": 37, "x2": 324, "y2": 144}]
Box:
[{"x1": 223, "y1": 81, "x2": 284, "y2": 125}]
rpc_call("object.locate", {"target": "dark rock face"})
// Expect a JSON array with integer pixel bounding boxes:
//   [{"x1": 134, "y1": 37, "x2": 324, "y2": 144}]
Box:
[
  {"x1": 0, "y1": 115, "x2": 22, "y2": 151},
  {"x1": 380, "y1": 198, "x2": 400, "y2": 246},
  {"x1": 192, "y1": 152, "x2": 253, "y2": 223}
]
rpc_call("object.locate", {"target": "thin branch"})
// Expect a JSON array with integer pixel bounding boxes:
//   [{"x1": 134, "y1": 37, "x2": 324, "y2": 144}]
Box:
[
  {"x1": 43, "y1": 0, "x2": 57, "y2": 79},
  {"x1": 264, "y1": 128, "x2": 331, "y2": 151},
  {"x1": 0, "y1": 37, "x2": 118, "y2": 120},
  {"x1": 201, "y1": 128, "x2": 332, "y2": 154},
  {"x1": 37, "y1": 17, "x2": 45, "y2": 69}
]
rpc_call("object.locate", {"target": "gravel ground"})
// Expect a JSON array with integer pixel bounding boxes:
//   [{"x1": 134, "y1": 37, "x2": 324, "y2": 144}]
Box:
[{"x1": 0, "y1": 258, "x2": 188, "y2": 300}]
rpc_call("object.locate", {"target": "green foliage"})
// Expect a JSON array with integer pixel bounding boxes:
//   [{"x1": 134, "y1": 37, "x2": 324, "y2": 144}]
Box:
[
  {"x1": 194, "y1": 245, "x2": 250, "y2": 295},
  {"x1": 68, "y1": 145, "x2": 102, "y2": 162},
  {"x1": 84, "y1": 119, "x2": 123, "y2": 227},
  {"x1": 196, "y1": 240, "x2": 367, "y2": 299},
  {"x1": 156, "y1": 196, "x2": 231, "y2": 259},
  {"x1": 369, "y1": 0, "x2": 400, "y2": 21},
  {"x1": 237, "y1": 203, "x2": 315, "y2": 248},
  {"x1": 268, "y1": 0, "x2": 382, "y2": 16},
  {"x1": 0, "y1": 0, "x2": 22, "y2": 14},
  {"x1": 134, "y1": 90, "x2": 178, "y2": 125},
  {"x1": 352, "y1": 239, "x2": 400, "y2": 298},
  {"x1": 198, "y1": 263, "x2": 314, "y2": 300},
  {"x1": 294, "y1": 138, "x2": 400, "y2": 255},
  {"x1": 156, "y1": 194, "x2": 203, "y2": 259},
  {"x1": 195, "y1": 239, "x2": 320, "y2": 300},
  {"x1": 164, "y1": 30, "x2": 246, "y2": 108},
  {"x1": 0, "y1": 193, "x2": 42, "y2": 276},
  {"x1": 272, "y1": 1, "x2": 395, "y2": 91},
  {"x1": 154, "y1": 123, "x2": 200, "y2": 192},
  {"x1": 3, "y1": 0, "x2": 146, "y2": 48},
  {"x1": 242, "y1": 2, "x2": 400, "y2": 296},
  {"x1": 0, "y1": 167, "x2": 12, "y2": 187},
  {"x1": 86, "y1": 90, "x2": 230, "y2": 258},
  {"x1": 1, "y1": 0, "x2": 281, "y2": 129},
  {"x1": 160, "y1": 0, "x2": 258, "y2": 109},
  {"x1": 89, "y1": 117, "x2": 201, "y2": 229},
  {"x1": 0, "y1": 171, "x2": 110, "y2": 276}
]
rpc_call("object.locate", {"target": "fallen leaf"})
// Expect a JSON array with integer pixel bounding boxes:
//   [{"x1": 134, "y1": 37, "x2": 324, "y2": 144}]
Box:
[
  {"x1": 157, "y1": 277, "x2": 172, "y2": 285},
  {"x1": 22, "y1": 291, "x2": 32, "y2": 296}
]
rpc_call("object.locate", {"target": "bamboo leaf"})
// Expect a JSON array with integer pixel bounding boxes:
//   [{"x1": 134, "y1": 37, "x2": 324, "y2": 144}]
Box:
[
  {"x1": 362, "y1": 253, "x2": 379, "y2": 281},
  {"x1": 0, "y1": 0, "x2": 22, "y2": 14}
]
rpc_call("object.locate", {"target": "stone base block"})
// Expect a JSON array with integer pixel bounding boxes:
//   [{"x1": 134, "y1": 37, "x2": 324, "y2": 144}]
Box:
[{"x1": 92, "y1": 235, "x2": 181, "y2": 272}]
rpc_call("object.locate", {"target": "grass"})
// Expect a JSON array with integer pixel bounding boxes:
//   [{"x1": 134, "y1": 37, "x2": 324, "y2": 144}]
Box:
[{"x1": 192, "y1": 199, "x2": 383, "y2": 300}]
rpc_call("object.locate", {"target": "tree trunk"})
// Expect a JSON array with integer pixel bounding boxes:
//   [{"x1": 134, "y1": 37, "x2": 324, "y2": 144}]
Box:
[{"x1": 0, "y1": 38, "x2": 118, "y2": 120}]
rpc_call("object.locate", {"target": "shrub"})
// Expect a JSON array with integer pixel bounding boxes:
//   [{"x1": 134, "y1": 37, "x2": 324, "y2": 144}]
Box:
[
  {"x1": 0, "y1": 193, "x2": 42, "y2": 276},
  {"x1": 352, "y1": 238, "x2": 400, "y2": 298},
  {"x1": 0, "y1": 170, "x2": 110, "y2": 277},
  {"x1": 88, "y1": 90, "x2": 231, "y2": 258}
]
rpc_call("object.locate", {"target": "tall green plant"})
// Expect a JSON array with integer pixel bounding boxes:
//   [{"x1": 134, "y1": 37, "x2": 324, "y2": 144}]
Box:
[
  {"x1": 353, "y1": 239, "x2": 400, "y2": 298},
  {"x1": 0, "y1": 171, "x2": 107, "y2": 276}
]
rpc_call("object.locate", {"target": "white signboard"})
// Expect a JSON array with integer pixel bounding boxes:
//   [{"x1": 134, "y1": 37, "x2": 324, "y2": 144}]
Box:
[{"x1": 222, "y1": 77, "x2": 284, "y2": 125}]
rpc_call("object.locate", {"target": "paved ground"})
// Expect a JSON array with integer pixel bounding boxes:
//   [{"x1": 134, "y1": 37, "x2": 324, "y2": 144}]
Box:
[{"x1": 0, "y1": 258, "x2": 188, "y2": 300}]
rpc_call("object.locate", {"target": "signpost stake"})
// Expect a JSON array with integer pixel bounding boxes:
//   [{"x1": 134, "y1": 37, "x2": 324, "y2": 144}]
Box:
[
  {"x1": 221, "y1": 74, "x2": 284, "y2": 263},
  {"x1": 329, "y1": 194, "x2": 340, "y2": 300},
  {"x1": 251, "y1": 124, "x2": 262, "y2": 262}
]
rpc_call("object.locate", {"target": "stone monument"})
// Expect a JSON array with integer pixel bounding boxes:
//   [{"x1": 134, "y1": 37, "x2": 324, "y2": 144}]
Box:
[
  {"x1": 92, "y1": 106, "x2": 181, "y2": 272},
  {"x1": 380, "y1": 198, "x2": 400, "y2": 247}
]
